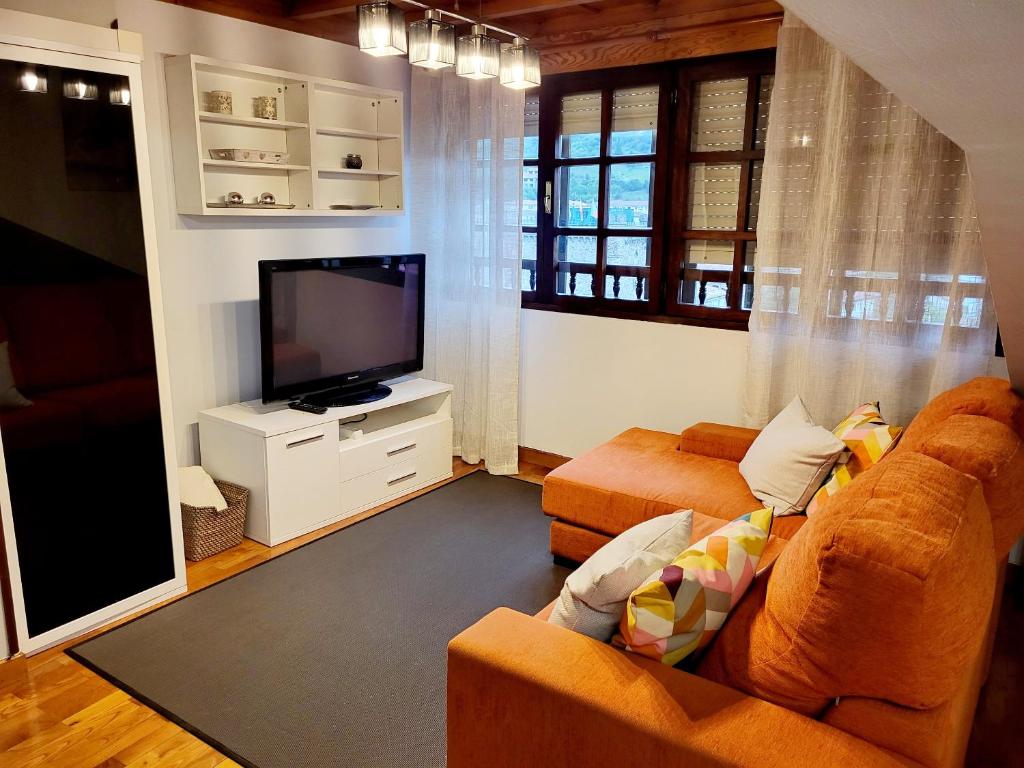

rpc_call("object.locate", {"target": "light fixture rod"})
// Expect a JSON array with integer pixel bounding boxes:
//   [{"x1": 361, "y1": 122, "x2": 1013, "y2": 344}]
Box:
[{"x1": 394, "y1": 0, "x2": 524, "y2": 41}]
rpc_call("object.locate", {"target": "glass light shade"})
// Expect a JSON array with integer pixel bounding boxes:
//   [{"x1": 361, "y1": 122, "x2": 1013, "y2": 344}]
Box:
[
  {"x1": 456, "y1": 24, "x2": 500, "y2": 80},
  {"x1": 500, "y1": 37, "x2": 540, "y2": 90},
  {"x1": 409, "y1": 9, "x2": 455, "y2": 70},
  {"x1": 358, "y1": 2, "x2": 407, "y2": 57},
  {"x1": 18, "y1": 65, "x2": 47, "y2": 93},
  {"x1": 110, "y1": 82, "x2": 131, "y2": 106},
  {"x1": 63, "y1": 79, "x2": 97, "y2": 100}
]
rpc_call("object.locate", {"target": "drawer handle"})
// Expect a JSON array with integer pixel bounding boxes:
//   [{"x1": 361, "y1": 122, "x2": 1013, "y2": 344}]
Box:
[
  {"x1": 386, "y1": 442, "x2": 416, "y2": 457},
  {"x1": 286, "y1": 433, "x2": 325, "y2": 449},
  {"x1": 387, "y1": 470, "x2": 417, "y2": 486}
]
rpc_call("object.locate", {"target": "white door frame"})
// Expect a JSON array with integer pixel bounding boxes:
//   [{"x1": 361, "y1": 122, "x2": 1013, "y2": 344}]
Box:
[{"x1": 0, "y1": 35, "x2": 186, "y2": 655}]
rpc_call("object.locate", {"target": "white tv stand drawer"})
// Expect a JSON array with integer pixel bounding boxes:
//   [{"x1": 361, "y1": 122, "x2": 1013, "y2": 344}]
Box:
[
  {"x1": 340, "y1": 455, "x2": 447, "y2": 517},
  {"x1": 199, "y1": 378, "x2": 454, "y2": 547},
  {"x1": 339, "y1": 416, "x2": 451, "y2": 483}
]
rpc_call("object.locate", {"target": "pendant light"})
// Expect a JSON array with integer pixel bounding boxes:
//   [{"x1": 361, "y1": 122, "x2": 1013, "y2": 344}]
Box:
[
  {"x1": 110, "y1": 79, "x2": 132, "y2": 106},
  {"x1": 409, "y1": 9, "x2": 455, "y2": 70},
  {"x1": 357, "y1": 1, "x2": 407, "y2": 57},
  {"x1": 456, "y1": 24, "x2": 500, "y2": 80},
  {"x1": 18, "y1": 65, "x2": 47, "y2": 93},
  {"x1": 499, "y1": 37, "x2": 540, "y2": 90},
  {"x1": 63, "y1": 78, "x2": 97, "y2": 100}
]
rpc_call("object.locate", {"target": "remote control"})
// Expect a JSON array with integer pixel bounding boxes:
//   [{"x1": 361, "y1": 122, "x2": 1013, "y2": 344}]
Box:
[{"x1": 288, "y1": 401, "x2": 328, "y2": 415}]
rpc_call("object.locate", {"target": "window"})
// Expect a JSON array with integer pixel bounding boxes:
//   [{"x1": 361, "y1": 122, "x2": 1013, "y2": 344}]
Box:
[
  {"x1": 522, "y1": 52, "x2": 775, "y2": 330},
  {"x1": 521, "y1": 93, "x2": 539, "y2": 293}
]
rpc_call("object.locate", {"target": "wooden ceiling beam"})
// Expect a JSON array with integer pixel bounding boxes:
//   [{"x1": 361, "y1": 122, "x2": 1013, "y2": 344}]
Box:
[
  {"x1": 539, "y1": 13, "x2": 781, "y2": 73},
  {"x1": 476, "y1": 0, "x2": 607, "y2": 21},
  {"x1": 290, "y1": 0, "x2": 362, "y2": 20},
  {"x1": 161, "y1": 0, "x2": 358, "y2": 41},
  {"x1": 292, "y1": 0, "x2": 603, "y2": 23},
  {"x1": 518, "y1": 0, "x2": 782, "y2": 40},
  {"x1": 524, "y1": 1, "x2": 778, "y2": 48}
]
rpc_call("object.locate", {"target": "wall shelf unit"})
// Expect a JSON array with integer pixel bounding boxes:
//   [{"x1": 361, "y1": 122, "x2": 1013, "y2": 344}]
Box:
[
  {"x1": 164, "y1": 54, "x2": 405, "y2": 217},
  {"x1": 203, "y1": 159, "x2": 311, "y2": 171},
  {"x1": 317, "y1": 126, "x2": 400, "y2": 140},
  {"x1": 197, "y1": 111, "x2": 309, "y2": 130},
  {"x1": 316, "y1": 167, "x2": 400, "y2": 177}
]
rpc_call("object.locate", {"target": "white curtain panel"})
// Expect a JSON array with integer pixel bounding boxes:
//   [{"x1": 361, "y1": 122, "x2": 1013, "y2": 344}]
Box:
[
  {"x1": 744, "y1": 15, "x2": 998, "y2": 429},
  {"x1": 410, "y1": 68, "x2": 525, "y2": 474}
]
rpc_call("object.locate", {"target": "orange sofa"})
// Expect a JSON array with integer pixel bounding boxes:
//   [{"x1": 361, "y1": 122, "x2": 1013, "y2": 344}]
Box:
[{"x1": 448, "y1": 377, "x2": 1024, "y2": 768}]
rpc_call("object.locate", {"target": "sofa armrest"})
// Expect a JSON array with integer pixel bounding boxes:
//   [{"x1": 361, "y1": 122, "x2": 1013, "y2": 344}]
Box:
[
  {"x1": 680, "y1": 422, "x2": 760, "y2": 462},
  {"x1": 448, "y1": 608, "x2": 917, "y2": 768}
]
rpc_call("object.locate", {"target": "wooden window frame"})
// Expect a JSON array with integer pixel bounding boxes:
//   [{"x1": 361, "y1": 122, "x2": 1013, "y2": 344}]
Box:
[
  {"x1": 521, "y1": 94, "x2": 539, "y2": 297},
  {"x1": 522, "y1": 50, "x2": 776, "y2": 332}
]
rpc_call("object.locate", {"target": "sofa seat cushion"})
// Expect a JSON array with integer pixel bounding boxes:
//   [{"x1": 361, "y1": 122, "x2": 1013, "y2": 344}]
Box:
[
  {"x1": 698, "y1": 452, "x2": 996, "y2": 716},
  {"x1": 0, "y1": 397, "x2": 85, "y2": 452},
  {"x1": 544, "y1": 428, "x2": 797, "y2": 537},
  {"x1": 45, "y1": 374, "x2": 159, "y2": 429}
]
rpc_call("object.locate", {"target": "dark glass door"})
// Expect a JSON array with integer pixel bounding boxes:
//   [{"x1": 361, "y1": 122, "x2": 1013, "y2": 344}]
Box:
[{"x1": 0, "y1": 58, "x2": 174, "y2": 638}]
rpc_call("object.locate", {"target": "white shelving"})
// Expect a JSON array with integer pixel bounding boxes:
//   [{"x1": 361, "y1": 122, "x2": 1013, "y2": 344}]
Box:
[
  {"x1": 317, "y1": 126, "x2": 400, "y2": 140},
  {"x1": 164, "y1": 54, "x2": 405, "y2": 217},
  {"x1": 204, "y1": 159, "x2": 311, "y2": 171},
  {"x1": 198, "y1": 111, "x2": 309, "y2": 130},
  {"x1": 316, "y1": 167, "x2": 400, "y2": 177}
]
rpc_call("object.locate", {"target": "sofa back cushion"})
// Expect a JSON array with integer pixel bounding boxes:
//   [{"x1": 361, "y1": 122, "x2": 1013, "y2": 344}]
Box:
[
  {"x1": 911, "y1": 414, "x2": 1024, "y2": 558},
  {"x1": 697, "y1": 452, "x2": 995, "y2": 716},
  {"x1": 897, "y1": 376, "x2": 1023, "y2": 452}
]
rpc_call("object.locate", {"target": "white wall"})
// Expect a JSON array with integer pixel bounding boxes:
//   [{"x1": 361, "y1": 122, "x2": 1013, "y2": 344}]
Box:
[
  {"x1": 0, "y1": 0, "x2": 115, "y2": 26},
  {"x1": 519, "y1": 309, "x2": 1010, "y2": 459},
  {"x1": 519, "y1": 309, "x2": 749, "y2": 458},
  {"x1": 0, "y1": 0, "x2": 412, "y2": 465}
]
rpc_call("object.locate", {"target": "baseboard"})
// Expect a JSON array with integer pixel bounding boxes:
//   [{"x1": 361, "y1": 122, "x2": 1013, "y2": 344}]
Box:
[{"x1": 518, "y1": 446, "x2": 571, "y2": 470}]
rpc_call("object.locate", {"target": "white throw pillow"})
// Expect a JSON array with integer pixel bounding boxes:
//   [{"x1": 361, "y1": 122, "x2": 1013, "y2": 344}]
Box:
[
  {"x1": 739, "y1": 396, "x2": 846, "y2": 516},
  {"x1": 178, "y1": 466, "x2": 228, "y2": 511},
  {"x1": 548, "y1": 510, "x2": 693, "y2": 641},
  {"x1": 0, "y1": 342, "x2": 31, "y2": 410}
]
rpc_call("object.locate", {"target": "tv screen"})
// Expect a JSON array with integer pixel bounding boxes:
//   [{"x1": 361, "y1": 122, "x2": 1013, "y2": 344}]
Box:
[{"x1": 259, "y1": 255, "x2": 425, "y2": 403}]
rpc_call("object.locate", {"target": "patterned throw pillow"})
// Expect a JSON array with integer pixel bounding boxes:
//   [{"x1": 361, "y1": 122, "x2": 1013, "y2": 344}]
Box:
[
  {"x1": 805, "y1": 403, "x2": 902, "y2": 515},
  {"x1": 614, "y1": 507, "x2": 773, "y2": 666}
]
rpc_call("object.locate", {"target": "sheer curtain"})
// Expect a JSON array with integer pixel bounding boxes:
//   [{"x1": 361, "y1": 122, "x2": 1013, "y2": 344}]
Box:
[
  {"x1": 410, "y1": 69, "x2": 524, "y2": 474},
  {"x1": 745, "y1": 15, "x2": 998, "y2": 428}
]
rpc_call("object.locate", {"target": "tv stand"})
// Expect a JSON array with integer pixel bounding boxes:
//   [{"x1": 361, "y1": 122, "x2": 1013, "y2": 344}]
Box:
[
  {"x1": 198, "y1": 378, "x2": 454, "y2": 546},
  {"x1": 301, "y1": 383, "x2": 393, "y2": 408}
]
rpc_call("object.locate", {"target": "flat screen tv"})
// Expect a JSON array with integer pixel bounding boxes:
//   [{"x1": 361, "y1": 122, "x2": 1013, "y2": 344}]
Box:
[{"x1": 259, "y1": 255, "x2": 425, "y2": 407}]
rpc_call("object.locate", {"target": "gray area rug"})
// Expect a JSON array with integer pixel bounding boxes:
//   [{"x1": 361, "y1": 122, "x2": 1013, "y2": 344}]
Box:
[{"x1": 69, "y1": 472, "x2": 569, "y2": 768}]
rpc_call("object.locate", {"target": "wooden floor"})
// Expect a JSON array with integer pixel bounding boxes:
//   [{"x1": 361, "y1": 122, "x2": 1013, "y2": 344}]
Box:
[{"x1": 0, "y1": 456, "x2": 1019, "y2": 767}]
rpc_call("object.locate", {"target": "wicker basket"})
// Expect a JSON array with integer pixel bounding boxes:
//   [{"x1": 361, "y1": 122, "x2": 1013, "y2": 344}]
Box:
[{"x1": 181, "y1": 480, "x2": 248, "y2": 561}]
